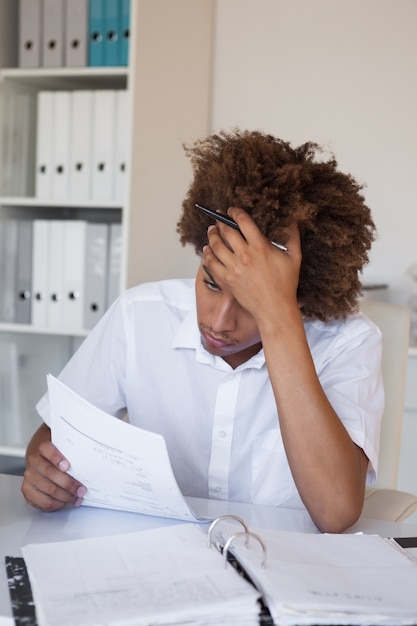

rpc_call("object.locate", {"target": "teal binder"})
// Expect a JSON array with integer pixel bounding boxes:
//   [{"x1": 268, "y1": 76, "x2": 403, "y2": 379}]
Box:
[
  {"x1": 103, "y1": 0, "x2": 120, "y2": 66},
  {"x1": 119, "y1": 0, "x2": 130, "y2": 66},
  {"x1": 88, "y1": 0, "x2": 105, "y2": 66}
]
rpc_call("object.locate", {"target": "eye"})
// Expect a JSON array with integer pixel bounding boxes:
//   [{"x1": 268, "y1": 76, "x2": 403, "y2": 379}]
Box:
[
  {"x1": 203, "y1": 278, "x2": 220, "y2": 292},
  {"x1": 202, "y1": 265, "x2": 221, "y2": 292}
]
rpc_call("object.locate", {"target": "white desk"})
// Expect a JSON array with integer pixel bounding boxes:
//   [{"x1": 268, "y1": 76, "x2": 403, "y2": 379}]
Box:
[{"x1": 2, "y1": 473, "x2": 417, "y2": 619}]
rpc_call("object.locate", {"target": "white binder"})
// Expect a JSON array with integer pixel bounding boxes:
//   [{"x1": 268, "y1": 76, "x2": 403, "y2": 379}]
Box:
[
  {"x1": 18, "y1": 0, "x2": 42, "y2": 68},
  {"x1": 106, "y1": 222, "x2": 122, "y2": 308},
  {"x1": 68, "y1": 90, "x2": 93, "y2": 200},
  {"x1": 31, "y1": 219, "x2": 49, "y2": 327},
  {"x1": 46, "y1": 220, "x2": 65, "y2": 328},
  {"x1": 14, "y1": 90, "x2": 34, "y2": 196},
  {"x1": 35, "y1": 91, "x2": 54, "y2": 198},
  {"x1": 0, "y1": 219, "x2": 18, "y2": 322},
  {"x1": 65, "y1": 0, "x2": 88, "y2": 67},
  {"x1": 7, "y1": 88, "x2": 34, "y2": 196},
  {"x1": 15, "y1": 219, "x2": 33, "y2": 324},
  {"x1": 42, "y1": 0, "x2": 64, "y2": 67},
  {"x1": 83, "y1": 222, "x2": 109, "y2": 329},
  {"x1": 91, "y1": 90, "x2": 116, "y2": 201},
  {"x1": 62, "y1": 220, "x2": 87, "y2": 329},
  {"x1": 114, "y1": 89, "x2": 128, "y2": 202},
  {"x1": 7, "y1": 91, "x2": 20, "y2": 195},
  {"x1": 51, "y1": 91, "x2": 71, "y2": 199},
  {"x1": 1, "y1": 85, "x2": 15, "y2": 196}
]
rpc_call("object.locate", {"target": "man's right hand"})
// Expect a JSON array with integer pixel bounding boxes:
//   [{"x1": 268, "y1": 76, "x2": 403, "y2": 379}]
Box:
[{"x1": 21, "y1": 422, "x2": 87, "y2": 511}]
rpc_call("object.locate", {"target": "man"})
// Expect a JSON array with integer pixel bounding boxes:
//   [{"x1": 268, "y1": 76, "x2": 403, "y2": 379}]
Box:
[{"x1": 22, "y1": 130, "x2": 383, "y2": 533}]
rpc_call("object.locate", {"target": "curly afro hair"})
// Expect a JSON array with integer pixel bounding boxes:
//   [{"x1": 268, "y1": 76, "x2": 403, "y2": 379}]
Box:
[{"x1": 176, "y1": 129, "x2": 376, "y2": 321}]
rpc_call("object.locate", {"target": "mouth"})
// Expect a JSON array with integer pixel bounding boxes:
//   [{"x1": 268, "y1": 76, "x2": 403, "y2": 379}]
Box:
[{"x1": 200, "y1": 329, "x2": 236, "y2": 350}]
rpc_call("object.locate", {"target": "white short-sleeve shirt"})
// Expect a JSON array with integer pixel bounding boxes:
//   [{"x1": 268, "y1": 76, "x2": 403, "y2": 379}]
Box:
[{"x1": 36, "y1": 279, "x2": 384, "y2": 510}]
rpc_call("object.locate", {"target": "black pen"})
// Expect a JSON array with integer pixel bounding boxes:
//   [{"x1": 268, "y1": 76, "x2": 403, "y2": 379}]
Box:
[{"x1": 195, "y1": 204, "x2": 288, "y2": 252}]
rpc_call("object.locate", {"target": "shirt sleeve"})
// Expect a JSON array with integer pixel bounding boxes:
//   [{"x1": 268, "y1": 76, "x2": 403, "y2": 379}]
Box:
[
  {"x1": 313, "y1": 315, "x2": 384, "y2": 484},
  {"x1": 36, "y1": 295, "x2": 129, "y2": 426}
]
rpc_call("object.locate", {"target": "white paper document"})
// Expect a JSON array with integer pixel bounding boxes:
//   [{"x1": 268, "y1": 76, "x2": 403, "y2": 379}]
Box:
[
  {"x1": 22, "y1": 524, "x2": 260, "y2": 626},
  {"x1": 222, "y1": 527, "x2": 417, "y2": 625},
  {"x1": 48, "y1": 375, "x2": 207, "y2": 521}
]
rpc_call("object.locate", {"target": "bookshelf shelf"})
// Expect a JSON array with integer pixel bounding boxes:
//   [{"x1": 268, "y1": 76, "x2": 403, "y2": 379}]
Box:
[
  {"x1": 0, "y1": 196, "x2": 122, "y2": 210},
  {"x1": 0, "y1": 446, "x2": 25, "y2": 458},
  {"x1": 0, "y1": 67, "x2": 128, "y2": 90},
  {"x1": 0, "y1": 323, "x2": 88, "y2": 337}
]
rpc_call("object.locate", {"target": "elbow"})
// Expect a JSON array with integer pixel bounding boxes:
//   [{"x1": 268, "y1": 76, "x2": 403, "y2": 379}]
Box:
[{"x1": 310, "y1": 497, "x2": 364, "y2": 534}]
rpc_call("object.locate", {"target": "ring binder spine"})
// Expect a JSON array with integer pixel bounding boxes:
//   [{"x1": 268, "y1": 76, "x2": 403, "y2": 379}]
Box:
[
  {"x1": 223, "y1": 531, "x2": 268, "y2": 570},
  {"x1": 207, "y1": 514, "x2": 249, "y2": 549}
]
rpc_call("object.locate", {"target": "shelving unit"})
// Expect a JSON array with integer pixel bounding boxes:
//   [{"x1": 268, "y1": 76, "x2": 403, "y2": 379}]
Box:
[
  {"x1": 0, "y1": 5, "x2": 130, "y2": 467},
  {"x1": 0, "y1": 0, "x2": 213, "y2": 470},
  {"x1": 0, "y1": 63, "x2": 128, "y2": 466}
]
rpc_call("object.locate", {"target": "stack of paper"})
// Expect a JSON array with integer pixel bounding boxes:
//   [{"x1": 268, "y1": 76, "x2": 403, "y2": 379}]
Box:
[
  {"x1": 20, "y1": 521, "x2": 417, "y2": 626},
  {"x1": 22, "y1": 524, "x2": 261, "y2": 626},
  {"x1": 224, "y1": 527, "x2": 417, "y2": 625}
]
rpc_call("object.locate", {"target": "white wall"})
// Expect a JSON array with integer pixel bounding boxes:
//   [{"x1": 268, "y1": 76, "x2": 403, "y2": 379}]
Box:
[
  {"x1": 125, "y1": 0, "x2": 212, "y2": 287},
  {"x1": 211, "y1": 0, "x2": 417, "y2": 303}
]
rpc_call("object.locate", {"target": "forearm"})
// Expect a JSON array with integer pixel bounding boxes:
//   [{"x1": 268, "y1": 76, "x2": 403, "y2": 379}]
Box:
[
  {"x1": 259, "y1": 306, "x2": 367, "y2": 533},
  {"x1": 202, "y1": 213, "x2": 369, "y2": 531}
]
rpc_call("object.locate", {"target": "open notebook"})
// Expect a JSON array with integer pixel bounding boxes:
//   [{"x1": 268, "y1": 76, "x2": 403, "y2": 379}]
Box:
[
  {"x1": 216, "y1": 521, "x2": 417, "y2": 625},
  {"x1": 17, "y1": 516, "x2": 417, "y2": 626}
]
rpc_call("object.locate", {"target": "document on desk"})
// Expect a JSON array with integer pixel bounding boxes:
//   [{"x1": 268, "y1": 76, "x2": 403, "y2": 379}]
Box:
[
  {"x1": 21, "y1": 524, "x2": 260, "y2": 626},
  {"x1": 222, "y1": 527, "x2": 417, "y2": 626},
  {"x1": 47, "y1": 374, "x2": 208, "y2": 522},
  {"x1": 20, "y1": 523, "x2": 417, "y2": 626}
]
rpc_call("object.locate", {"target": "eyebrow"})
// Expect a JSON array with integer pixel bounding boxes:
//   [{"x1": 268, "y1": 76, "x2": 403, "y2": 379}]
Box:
[{"x1": 202, "y1": 264, "x2": 219, "y2": 287}]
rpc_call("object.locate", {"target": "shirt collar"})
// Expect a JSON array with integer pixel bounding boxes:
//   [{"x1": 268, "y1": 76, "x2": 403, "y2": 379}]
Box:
[{"x1": 171, "y1": 306, "x2": 266, "y2": 371}]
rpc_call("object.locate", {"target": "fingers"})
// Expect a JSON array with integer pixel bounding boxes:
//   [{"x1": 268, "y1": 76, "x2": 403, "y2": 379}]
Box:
[
  {"x1": 203, "y1": 207, "x2": 302, "y2": 319},
  {"x1": 228, "y1": 207, "x2": 301, "y2": 257},
  {"x1": 21, "y1": 441, "x2": 86, "y2": 512},
  {"x1": 204, "y1": 207, "x2": 296, "y2": 264},
  {"x1": 205, "y1": 224, "x2": 236, "y2": 265}
]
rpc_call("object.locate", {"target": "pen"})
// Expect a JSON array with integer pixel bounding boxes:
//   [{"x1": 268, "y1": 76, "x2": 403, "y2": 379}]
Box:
[{"x1": 195, "y1": 204, "x2": 288, "y2": 252}]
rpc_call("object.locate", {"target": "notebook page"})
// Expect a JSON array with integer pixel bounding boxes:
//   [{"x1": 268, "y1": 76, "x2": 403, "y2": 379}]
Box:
[
  {"x1": 223, "y1": 529, "x2": 417, "y2": 625},
  {"x1": 22, "y1": 524, "x2": 260, "y2": 626}
]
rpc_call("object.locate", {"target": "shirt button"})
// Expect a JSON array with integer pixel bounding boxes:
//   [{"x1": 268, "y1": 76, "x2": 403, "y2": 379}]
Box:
[
  {"x1": 214, "y1": 486, "x2": 222, "y2": 493},
  {"x1": 218, "y1": 430, "x2": 227, "y2": 438}
]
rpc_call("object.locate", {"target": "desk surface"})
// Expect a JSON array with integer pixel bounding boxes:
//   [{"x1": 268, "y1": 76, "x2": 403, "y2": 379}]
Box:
[{"x1": 2, "y1": 473, "x2": 417, "y2": 619}]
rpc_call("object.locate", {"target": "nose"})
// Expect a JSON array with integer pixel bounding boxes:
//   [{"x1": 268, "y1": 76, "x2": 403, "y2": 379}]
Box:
[{"x1": 210, "y1": 296, "x2": 238, "y2": 333}]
